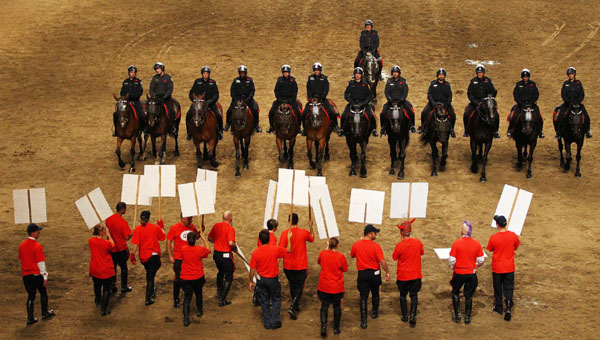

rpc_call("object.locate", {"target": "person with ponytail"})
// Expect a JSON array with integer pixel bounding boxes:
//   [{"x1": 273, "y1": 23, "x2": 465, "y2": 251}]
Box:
[
  {"x1": 317, "y1": 237, "x2": 348, "y2": 337},
  {"x1": 89, "y1": 224, "x2": 116, "y2": 316}
]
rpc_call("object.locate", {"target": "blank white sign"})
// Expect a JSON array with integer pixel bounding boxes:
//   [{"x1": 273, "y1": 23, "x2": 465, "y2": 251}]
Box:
[
  {"x1": 276, "y1": 169, "x2": 309, "y2": 207},
  {"x1": 13, "y1": 189, "x2": 30, "y2": 224},
  {"x1": 196, "y1": 169, "x2": 218, "y2": 205},
  {"x1": 434, "y1": 247, "x2": 487, "y2": 259},
  {"x1": 491, "y1": 185, "x2": 518, "y2": 228},
  {"x1": 75, "y1": 196, "x2": 100, "y2": 229},
  {"x1": 88, "y1": 188, "x2": 113, "y2": 221},
  {"x1": 263, "y1": 180, "x2": 279, "y2": 229},
  {"x1": 144, "y1": 165, "x2": 177, "y2": 197},
  {"x1": 390, "y1": 183, "x2": 410, "y2": 218},
  {"x1": 410, "y1": 183, "x2": 429, "y2": 218},
  {"x1": 121, "y1": 174, "x2": 152, "y2": 206},
  {"x1": 310, "y1": 184, "x2": 339, "y2": 239},
  {"x1": 178, "y1": 182, "x2": 215, "y2": 218},
  {"x1": 507, "y1": 189, "x2": 532, "y2": 235},
  {"x1": 349, "y1": 189, "x2": 385, "y2": 225},
  {"x1": 390, "y1": 183, "x2": 428, "y2": 218},
  {"x1": 13, "y1": 189, "x2": 47, "y2": 224}
]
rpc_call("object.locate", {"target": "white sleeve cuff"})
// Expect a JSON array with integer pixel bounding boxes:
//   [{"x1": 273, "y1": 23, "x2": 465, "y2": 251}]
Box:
[
  {"x1": 448, "y1": 256, "x2": 456, "y2": 268},
  {"x1": 476, "y1": 256, "x2": 485, "y2": 266},
  {"x1": 37, "y1": 261, "x2": 48, "y2": 281}
]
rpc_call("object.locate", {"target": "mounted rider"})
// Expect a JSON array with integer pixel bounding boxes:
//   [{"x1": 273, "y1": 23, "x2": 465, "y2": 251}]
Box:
[
  {"x1": 463, "y1": 64, "x2": 500, "y2": 138},
  {"x1": 341, "y1": 67, "x2": 378, "y2": 137},
  {"x1": 187, "y1": 66, "x2": 223, "y2": 140},
  {"x1": 225, "y1": 65, "x2": 262, "y2": 133},
  {"x1": 114, "y1": 65, "x2": 145, "y2": 136},
  {"x1": 554, "y1": 67, "x2": 592, "y2": 139},
  {"x1": 354, "y1": 20, "x2": 383, "y2": 80},
  {"x1": 267, "y1": 65, "x2": 302, "y2": 134},
  {"x1": 507, "y1": 69, "x2": 544, "y2": 138},
  {"x1": 419, "y1": 68, "x2": 456, "y2": 138},
  {"x1": 380, "y1": 65, "x2": 416, "y2": 135},
  {"x1": 149, "y1": 62, "x2": 178, "y2": 135},
  {"x1": 303, "y1": 62, "x2": 341, "y2": 135}
]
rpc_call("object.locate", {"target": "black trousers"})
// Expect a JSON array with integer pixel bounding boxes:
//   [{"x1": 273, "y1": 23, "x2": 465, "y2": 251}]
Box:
[
  {"x1": 357, "y1": 269, "x2": 382, "y2": 301},
  {"x1": 396, "y1": 278, "x2": 422, "y2": 298},
  {"x1": 111, "y1": 249, "x2": 129, "y2": 289},
  {"x1": 213, "y1": 251, "x2": 234, "y2": 283},
  {"x1": 181, "y1": 276, "x2": 206, "y2": 312},
  {"x1": 450, "y1": 273, "x2": 478, "y2": 299},
  {"x1": 92, "y1": 276, "x2": 114, "y2": 302},
  {"x1": 173, "y1": 259, "x2": 182, "y2": 301},
  {"x1": 142, "y1": 255, "x2": 161, "y2": 299},
  {"x1": 318, "y1": 290, "x2": 343, "y2": 324},
  {"x1": 492, "y1": 272, "x2": 514, "y2": 306},
  {"x1": 23, "y1": 275, "x2": 47, "y2": 301},
  {"x1": 284, "y1": 269, "x2": 307, "y2": 308},
  {"x1": 256, "y1": 276, "x2": 282, "y2": 328}
]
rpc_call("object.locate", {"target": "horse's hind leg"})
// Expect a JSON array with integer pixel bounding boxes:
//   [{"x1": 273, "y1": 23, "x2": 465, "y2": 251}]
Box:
[
  {"x1": 470, "y1": 140, "x2": 479, "y2": 173},
  {"x1": 440, "y1": 139, "x2": 449, "y2": 170},
  {"x1": 527, "y1": 141, "x2": 536, "y2": 178},
  {"x1": 347, "y1": 139, "x2": 357, "y2": 176},
  {"x1": 574, "y1": 141, "x2": 583, "y2": 177},
  {"x1": 516, "y1": 142, "x2": 524, "y2": 171},
  {"x1": 307, "y1": 139, "x2": 316, "y2": 169},
  {"x1": 480, "y1": 141, "x2": 492, "y2": 182},
  {"x1": 324, "y1": 137, "x2": 331, "y2": 161},
  {"x1": 234, "y1": 138, "x2": 241, "y2": 177},
  {"x1": 359, "y1": 141, "x2": 367, "y2": 178},
  {"x1": 243, "y1": 137, "x2": 250, "y2": 170},
  {"x1": 557, "y1": 138, "x2": 565, "y2": 169},
  {"x1": 116, "y1": 138, "x2": 126, "y2": 169},
  {"x1": 430, "y1": 142, "x2": 438, "y2": 177},
  {"x1": 564, "y1": 141, "x2": 572, "y2": 171},
  {"x1": 129, "y1": 138, "x2": 136, "y2": 173},
  {"x1": 398, "y1": 138, "x2": 407, "y2": 180},
  {"x1": 174, "y1": 134, "x2": 180, "y2": 157},
  {"x1": 388, "y1": 137, "x2": 396, "y2": 175}
]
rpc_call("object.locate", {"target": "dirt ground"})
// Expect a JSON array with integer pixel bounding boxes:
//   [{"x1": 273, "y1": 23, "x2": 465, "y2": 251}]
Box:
[{"x1": 1, "y1": 0, "x2": 599, "y2": 339}]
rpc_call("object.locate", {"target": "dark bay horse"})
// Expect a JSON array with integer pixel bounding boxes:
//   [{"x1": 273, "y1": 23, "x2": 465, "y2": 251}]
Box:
[
  {"x1": 343, "y1": 104, "x2": 373, "y2": 177},
  {"x1": 554, "y1": 103, "x2": 586, "y2": 177},
  {"x1": 382, "y1": 103, "x2": 411, "y2": 179},
  {"x1": 420, "y1": 104, "x2": 451, "y2": 177},
  {"x1": 465, "y1": 95, "x2": 498, "y2": 182},
  {"x1": 144, "y1": 94, "x2": 180, "y2": 164},
  {"x1": 230, "y1": 99, "x2": 255, "y2": 177},
  {"x1": 304, "y1": 97, "x2": 336, "y2": 176},
  {"x1": 187, "y1": 93, "x2": 219, "y2": 169},
  {"x1": 274, "y1": 101, "x2": 301, "y2": 169},
  {"x1": 360, "y1": 52, "x2": 381, "y2": 103},
  {"x1": 510, "y1": 105, "x2": 540, "y2": 178},
  {"x1": 113, "y1": 94, "x2": 143, "y2": 172}
]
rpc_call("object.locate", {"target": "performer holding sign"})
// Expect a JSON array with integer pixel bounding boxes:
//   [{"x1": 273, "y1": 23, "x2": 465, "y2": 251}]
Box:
[
  {"x1": 88, "y1": 224, "x2": 116, "y2": 316},
  {"x1": 180, "y1": 232, "x2": 211, "y2": 327},
  {"x1": 208, "y1": 211, "x2": 237, "y2": 307},
  {"x1": 167, "y1": 215, "x2": 199, "y2": 308},
  {"x1": 106, "y1": 202, "x2": 133, "y2": 294},
  {"x1": 317, "y1": 237, "x2": 348, "y2": 337}
]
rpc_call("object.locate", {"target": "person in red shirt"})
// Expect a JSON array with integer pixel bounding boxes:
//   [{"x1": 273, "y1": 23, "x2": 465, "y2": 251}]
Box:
[
  {"x1": 249, "y1": 229, "x2": 290, "y2": 330},
  {"x1": 105, "y1": 202, "x2": 133, "y2": 294},
  {"x1": 252, "y1": 218, "x2": 279, "y2": 306},
  {"x1": 392, "y1": 220, "x2": 424, "y2": 326},
  {"x1": 448, "y1": 220, "x2": 485, "y2": 324},
  {"x1": 180, "y1": 230, "x2": 210, "y2": 326},
  {"x1": 18, "y1": 223, "x2": 56, "y2": 325},
  {"x1": 208, "y1": 211, "x2": 237, "y2": 307},
  {"x1": 89, "y1": 224, "x2": 116, "y2": 316},
  {"x1": 487, "y1": 215, "x2": 521, "y2": 321},
  {"x1": 130, "y1": 210, "x2": 165, "y2": 306},
  {"x1": 167, "y1": 214, "x2": 200, "y2": 308},
  {"x1": 350, "y1": 224, "x2": 390, "y2": 329},
  {"x1": 317, "y1": 237, "x2": 348, "y2": 337},
  {"x1": 278, "y1": 213, "x2": 315, "y2": 320}
]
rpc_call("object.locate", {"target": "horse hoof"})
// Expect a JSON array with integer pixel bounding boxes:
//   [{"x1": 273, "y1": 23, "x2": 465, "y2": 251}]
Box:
[
  {"x1": 471, "y1": 165, "x2": 478, "y2": 173},
  {"x1": 129, "y1": 167, "x2": 136, "y2": 173},
  {"x1": 389, "y1": 169, "x2": 395, "y2": 175},
  {"x1": 324, "y1": 154, "x2": 330, "y2": 161},
  {"x1": 174, "y1": 150, "x2": 180, "y2": 157},
  {"x1": 235, "y1": 172, "x2": 241, "y2": 178},
  {"x1": 431, "y1": 171, "x2": 438, "y2": 177},
  {"x1": 360, "y1": 170, "x2": 367, "y2": 178},
  {"x1": 526, "y1": 172, "x2": 532, "y2": 179},
  {"x1": 480, "y1": 176, "x2": 487, "y2": 182},
  {"x1": 439, "y1": 165, "x2": 446, "y2": 172},
  {"x1": 349, "y1": 170, "x2": 356, "y2": 177},
  {"x1": 243, "y1": 164, "x2": 249, "y2": 170},
  {"x1": 210, "y1": 161, "x2": 220, "y2": 168},
  {"x1": 575, "y1": 172, "x2": 581, "y2": 178},
  {"x1": 309, "y1": 162, "x2": 317, "y2": 169},
  {"x1": 397, "y1": 172, "x2": 404, "y2": 180},
  {"x1": 154, "y1": 160, "x2": 160, "y2": 165},
  {"x1": 317, "y1": 171, "x2": 323, "y2": 177}
]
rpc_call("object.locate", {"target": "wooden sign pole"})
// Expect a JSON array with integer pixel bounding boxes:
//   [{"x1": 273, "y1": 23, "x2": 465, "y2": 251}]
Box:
[
  {"x1": 289, "y1": 170, "x2": 295, "y2": 227},
  {"x1": 507, "y1": 188, "x2": 520, "y2": 226},
  {"x1": 158, "y1": 166, "x2": 162, "y2": 220},
  {"x1": 27, "y1": 190, "x2": 33, "y2": 224},
  {"x1": 363, "y1": 202, "x2": 367, "y2": 226},
  {"x1": 133, "y1": 176, "x2": 141, "y2": 227},
  {"x1": 87, "y1": 194, "x2": 105, "y2": 227},
  {"x1": 407, "y1": 183, "x2": 412, "y2": 220},
  {"x1": 269, "y1": 182, "x2": 278, "y2": 219},
  {"x1": 192, "y1": 184, "x2": 202, "y2": 230},
  {"x1": 320, "y1": 199, "x2": 330, "y2": 250}
]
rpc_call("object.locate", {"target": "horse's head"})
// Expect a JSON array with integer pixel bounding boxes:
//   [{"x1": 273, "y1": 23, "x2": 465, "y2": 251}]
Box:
[
  {"x1": 275, "y1": 101, "x2": 293, "y2": 134},
  {"x1": 146, "y1": 94, "x2": 160, "y2": 127},
  {"x1": 364, "y1": 52, "x2": 379, "y2": 84},
  {"x1": 191, "y1": 93, "x2": 208, "y2": 127},
  {"x1": 113, "y1": 93, "x2": 130, "y2": 128},
  {"x1": 568, "y1": 103, "x2": 585, "y2": 138},
  {"x1": 349, "y1": 104, "x2": 366, "y2": 136},
  {"x1": 520, "y1": 104, "x2": 535, "y2": 135},
  {"x1": 307, "y1": 97, "x2": 323, "y2": 128},
  {"x1": 232, "y1": 100, "x2": 249, "y2": 131},
  {"x1": 478, "y1": 95, "x2": 498, "y2": 126},
  {"x1": 433, "y1": 103, "x2": 451, "y2": 140},
  {"x1": 388, "y1": 103, "x2": 403, "y2": 133}
]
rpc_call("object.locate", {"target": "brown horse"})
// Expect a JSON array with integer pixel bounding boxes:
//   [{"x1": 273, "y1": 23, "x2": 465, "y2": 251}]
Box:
[
  {"x1": 304, "y1": 97, "x2": 336, "y2": 176},
  {"x1": 144, "y1": 94, "x2": 181, "y2": 164},
  {"x1": 230, "y1": 99, "x2": 255, "y2": 177},
  {"x1": 113, "y1": 93, "x2": 143, "y2": 172},
  {"x1": 187, "y1": 93, "x2": 219, "y2": 168},
  {"x1": 274, "y1": 100, "x2": 301, "y2": 169}
]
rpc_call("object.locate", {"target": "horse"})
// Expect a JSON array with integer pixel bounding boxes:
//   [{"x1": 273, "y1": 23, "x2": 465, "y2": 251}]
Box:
[
  {"x1": 187, "y1": 93, "x2": 219, "y2": 169},
  {"x1": 304, "y1": 97, "x2": 336, "y2": 176},
  {"x1": 382, "y1": 103, "x2": 411, "y2": 179},
  {"x1": 554, "y1": 103, "x2": 586, "y2": 177},
  {"x1": 230, "y1": 99, "x2": 255, "y2": 177},
  {"x1": 343, "y1": 104, "x2": 373, "y2": 177},
  {"x1": 510, "y1": 105, "x2": 540, "y2": 178},
  {"x1": 144, "y1": 94, "x2": 180, "y2": 164},
  {"x1": 274, "y1": 100, "x2": 301, "y2": 169},
  {"x1": 420, "y1": 103, "x2": 451, "y2": 177},
  {"x1": 113, "y1": 94, "x2": 143, "y2": 172},
  {"x1": 465, "y1": 95, "x2": 498, "y2": 182},
  {"x1": 360, "y1": 52, "x2": 381, "y2": 103}
]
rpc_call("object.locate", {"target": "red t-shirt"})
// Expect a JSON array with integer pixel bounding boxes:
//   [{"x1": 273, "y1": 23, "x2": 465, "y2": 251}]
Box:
[
  {"x1": 350, "y1": 239, "x2": 384, "y2": 271},
  {"x1": 105, "y1": 213, "x2": 132, "y2": 252},
  {"x1": 89, "y1": 237, "x2": 116, "y2": 279},
  {"x1": 208, "y1": 222, "x2": 235, "y2": 252},
  {"x1": 131, "y1": 223, "x2": 165, "y2": 263},
  {"x1": 450, "y1": 237, "x2": 484, "y2": 274},
  {"x1": 392, "y1": 238, "x2": 424, "y2": 281},
  {"x1": 19, "y1": 238, "x2": 45, "y2": 276},
  {"x1": 167, "y1": 222, "x2": 197, "y2": 260},
  {"x1": 317, "y1": 250, "x2": 348, "y2": 294},
  {"x1": 257, "y1": 232, "x2": 277, "y2": 247},
  {"x1": 250, "y1": 244, "x2": 287, "y2": 278},
  {"x1": 278, "y1": 227, "x2": 314, "y2": 270},
  {"x1": 180, "y1": 244, "x2": 210, "y2": 280},
  {"x1": 486, "y1": 231, "x2": 520, "y2": 273}
]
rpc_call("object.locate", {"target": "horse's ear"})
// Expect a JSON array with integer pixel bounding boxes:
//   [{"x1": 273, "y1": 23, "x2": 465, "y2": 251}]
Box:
[
  {"x1": 113, "y1": 93, "x2": 119, "y2": 101},
  {"x1": 124, "y1": 93, "x2": 130, "y2": 100},
  {"x1": 201, "y1": 92, "x2": 206, "y2": 99}
]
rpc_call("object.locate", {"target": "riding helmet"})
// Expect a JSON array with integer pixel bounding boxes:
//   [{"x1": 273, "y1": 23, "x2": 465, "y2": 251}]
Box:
[
  {"x1": 313, "y1": 62, "x2": 323, "y2": 71},
  {"x1": 364, "y1": 19, "x2": 374, "y2": 27},
  {"x1": 437, "y1": 68, "x2": 447, "y2": 76},
  {"x1": 566, "y1": 66, "x2": 576, "y2": 75},
  {"x1": 353, "y1": 67, "x2": 364, "y2": 75},
  {"x1": 521, "y1": 68, "x2": 531, "y2": 78},
  {"x1": 281, "y1": 64, "x2": 291, "y2": 73},
  {"x1": 153, "y1": 62, "x2": 165, "y2": 71},
  {"x1": 391, "y1": 65, "x2": 401, "y2": 75},
  {"x1": 201, "y1": 66, "x2": 211, "y2": 74},
  {"x1": 475, "y1": 64, "x2": 485, "y2": 73},
  {"x1": 128, "y1": 65, "x2": 138, "y2": 73},
  {"x1": 238, "y1": 65, "x2": 248, "y2": 74}
]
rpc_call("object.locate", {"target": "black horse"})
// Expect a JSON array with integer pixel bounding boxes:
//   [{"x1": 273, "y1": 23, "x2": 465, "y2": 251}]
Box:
[
  {"x1": 554, "y1": 103, "x2": 586, "y2": 177},
  {"x1": 343, "y1": 104, "x2": 374, "y2": 177},
  {"x1": 465, "y1": 95, "x2": 498, "y2": 182},
  {"x1": 144, "y1": 94, "x2": 181, "y2": 164},
  {"x1": 360, "y1": 52, "x2": 381, "y2": 103},
  {"x1": 421, "y1": 104, "x2": 451, "y2": 176},
  {"x1": 510, "y1": 105, "x2": 540, "y2": 178},
  {"x1": 382, "y1": 103, "x2": 411, "y2": 179}
]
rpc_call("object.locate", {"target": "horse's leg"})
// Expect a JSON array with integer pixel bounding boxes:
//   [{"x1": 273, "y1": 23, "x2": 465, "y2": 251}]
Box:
[
  {"x1": 398, "y1": 138, "x2": 407, "y2": 180},
  {"x1": 558, "y1": 137, "x2": 565, "y2": 169},
  {"x1": 359, "y1": 141, "x2": 367, "y2": 178},
  {"x1": 276, "y1": 138, "x2": 285, "y2": 164},
  {"x1": 565, "y1": 140, "x2": 572, "y2": 171},
  {"x1": 243, "y1": 137, "x2": 251, "y2": 170},
  {"x1": 288, "y1": 137, "x2": 295, "y2": 169},
  {"x1": 234, "y1": 137, "x2": 241, "y2": 177},
  {"x1": 430, "y1": 141, "x2": 438, "y2": 177},
  {"x1": 574, "y1": 140, "x2": 583, "y2": 177},
  {"x1": 116, "y1": 137, "x2": 126, "y2": 169},
  {"x1": 143, "y1": 133, "x2": 149, "y2": 161},
  {"x1": 480, "y1": 141, "x2": 492, "y2": 182},
  {"x1": 159, "y1": 134, "x2": 167, "y2": 165},
  {"x1": 151, "y1": 135, "x2": 157, "y2": 162},
  {"x1": 388, "y1": 136, "x2": 396, "y2": 175},
  {"x1": 324, "y1": 135, "x2": 331, "y2": 161},
  {"x1": 307, "y1": 138, "x2": 316, "y2": 169},
  {"x1": 203, "y1": 142, "x2": 209, "y2": 161},
  {"x1": 347, "y1": 138, "x2": 357, "y2": 176},
  {"x1": 129, "y1": 137, "x2": 136, "y2": 173},
  {"x1": 174, "y1": 120, "x2": 180, "y2": 157},
  {"x1": 316, "y1": 139, "x2": 325, "y2": 176},
  {"x1": 440, "y1": 138, "x2": 449, "y2": 170},
  {"x1": 137, "y1": 134, "x2": 144, "y2": 160},
  {"x1": 209, "y1": 139, "x2": 219, "y2": 168},
  {"x1": 516, "y1": 141, "x2": 524, "y2": 171},
  {"x1": 195, "y1": 140, "x2": 203, "y2": 169},
  {"x1": 527, "y1": 140, "x2": 536, "y2": 178},
  {"x1": 470, "y1": 140, "x2": 479, "y2": 173}
]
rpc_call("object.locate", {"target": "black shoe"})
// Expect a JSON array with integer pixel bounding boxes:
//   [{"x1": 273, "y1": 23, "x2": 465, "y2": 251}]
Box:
[
  {"x1": 555, "y1": 133, "x2": 561, "y2": 139},
  {"x1": 121, "y1": 287, "x2": 133, "y2": 293},
  {"x1": 371, "y1": 297, "x2": 379, "y2": 319},
  {"x1": 219, "y1": 280, "x2": 232, "y2": 307},
  {"x1": 410, "y1": 126, "x2": 417, "y2": 134},
  {"x1": 110, "y1": 286, "x2": 118, "y2": 294},
  {"x1": 27, "y1": 318, "x2": 38, "y2": 325},
  {"x1": 504, "y1": 312, "x2": 512, "y2": 321},
  {"x1": 452, "y1": 294, "x2": 461, "y2": 323},
  {"x1": 27, "y1": 300, "x2": 37, "y2": 325},
  {"x1": 507, "y1": 131, "x2": 512, "y2": 138},
  {"x1": 333, "y1": 329, "x2": 340, "y2": 335},
  {"x1": 464, "y1": 298, "x2": 473, "y2": 324},
  {"x1": 494, "y1": 132, "x2": 501, "y2": 139},
  {"x1": 380, "y1": 128, "x2": 387, "y2": 136},
  {"x1": 504, "y1": 299, "x2": 513, "y2": 321},
  {"x1": 337, "y1": 129, "x2": 344, "y2": 137},
  {"x1": 264, "y1": 324, "x2": 272, "y2": 330},
  {"x1": 321, "y1": 326, "x2": 327, "y2": 337},
  {"x1": 41, "y1": 310, "x2": 55, "y2": 320},
  {"x1": 359, "y1": 300, "x2": 368, "y2": 329},
  {"x1": 145, "y1": 299, "x2": 154, "y2": 306},
  {"x1": 399, "y1": 297, "x2": 408, "y2": 322},
  {"x1": 409, "y1": 298, "x2": 418, "y2": 326},
  {"x1": 450, "y1": 130, "x2": 456, "y2": 138},
  {"x1": 271, "y1": 321, "x2": 282, "y2": 329},
  {"x1": 196, "y1": 310, "x2": 203, "y2": 317},
  {"x1": 255, "y1": 126, "x2": 262, "y2": 133},
  {"x1": 288, "y1": 306, "x2": 297, "y2": 320},
  {"x1": 492, "y1": 305, "x2": 503, "y2": 315},
  {"x1": 372, "y1": 130, "x2": 378, "y2": 137},
  {"x1": 539, "y1": 131, "x2": 545, "y2": 138},
  {"x1": 266, "y1": 126, "x2": 274, "y2": 134},
  {"x1": 417, "y1": 126, "x2": 423, "y2": 134},
  {"x1": 174, "y1": 298, "x2": 180, "y2": 308},
  {"x1": 586, "y1": 131, "x2": 592, "y2": 138},
  {"x1": 100, "y1": 309, "x2": 111, "y2": 317},
  {"x1": 186, "y1": 133, "x2": 192, "y2": 140}
]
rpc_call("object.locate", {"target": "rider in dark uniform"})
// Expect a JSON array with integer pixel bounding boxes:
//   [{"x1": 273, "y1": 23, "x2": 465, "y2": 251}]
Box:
[
  {"x1": 380, "y1": 65, "x2": 416, "y2": 135},
  {"x1": 187, "y1": 66, "x2": 223, "y2": 140},
  {"x1": 225, "y1": 65, "x2": 262, "y2": 133},
  {"x1": 463, "y1": 64, "x2": 500, "y2": 138},
  {"x1": 507, "y1": 69, "x2": 544, "y2": 138},
  {"x1": 340, "y1": 67, "x2": 377, "y2": 137},
  {"x1": 354, "y1": 20, "x2": 383, "y2": 79},
  {"x1": 419, "y1": 68, "x2": 456, "y2": 137},
  {"x1": 267, "y1": 65, "x2": 302, "y2": 134},
  {"x1": 303, "y1": 62, "x2": 340, "y2": 135},
  {"x1": 115, "y1": 65, "x2": 145, "y2": 136},
  {"x1": 555, "y1": 67, "x2": 592, "y2": 139},
  {"x1": 149, "y1": 62, "x2": 178, "y2": 135}
]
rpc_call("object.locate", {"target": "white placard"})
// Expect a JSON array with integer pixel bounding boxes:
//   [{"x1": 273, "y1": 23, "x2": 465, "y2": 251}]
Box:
[
  {"x1": 13, "y1": 189, "x2": 30, "y2": 224},
  {"x1": 276, "y1": 169, "x2": 309, "y2": 207},
  {"x1": 236, "y1": 246, "x2": 251, "y2": 272},
  {"x1": 507, "y1": 189, "x2": 532, "y2": 235},
  {"x1": 88, "y1": 188, "x2": 113, "y2": 221},
  {"x1": 491, "y1": 185, "x2": 518, "y2": 227},
  {"x1": 178, "y1": 182, "x2": 215, "y2": 218},
  {"x1": 434, "y1": 247, "x2": 488, "y2": 259},
  {"x1": 263, "y1": 180, "x2": 279, "y2": 229},
  {"x1": 390, "y1": 183, "x2": 429, "y2": 219},
  {"x1": 310, "y1": 184, "x2": 339, "y2": 239},
  {"x1": 349, "y1": 188, "x2": 385, "y2": 225},
  {"x1": 308, "y1": 176, "x2": 326, "y2": 188},
  {"x1": 75, "y1": 196, "x2": 100, "y2": 229},
  {"x1": 13, "y1": 189, "x2": 47, "y2": 224},
  {"x1": 28, "y1": 188, "x2": 47, "y2": 223},
  {"x1": 121, "y1": 174, "x2": 152, "y2": 206},
  {"x1": 390, "y1": 183, "x2": 410, "y2": 218},
  {"x1": 196, "y1": 169, "x2": 218, "y2": 205},
  {"x1": 410, "y1": 183, "x2": 429, "y2": 218},
  {"x1": 144, "y1": 165, "x2": 177, "y2": 197}
]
